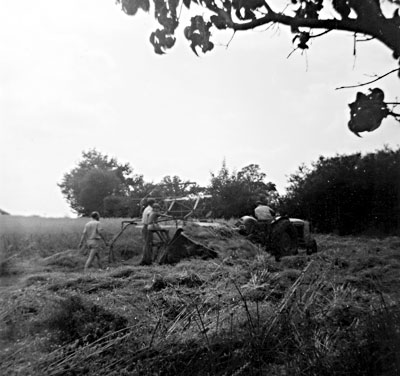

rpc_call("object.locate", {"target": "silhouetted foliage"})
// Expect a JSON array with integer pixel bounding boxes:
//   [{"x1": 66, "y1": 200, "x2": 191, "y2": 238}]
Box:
[
  {"x1": 116, "y1": 0, "x2": 400, "y2": 135},
  {"x1": 348, "y1": 88, "x2": 400, "y2": 137},
  {"x1": 103, "y1": 195, "x2": 136, "y2": 218},
  {"x1": 116, "y1": 0, "x2": 400, "y2": 59},
  {"x1": 158, "y1": 175, "x2": 202, "y2": 197},
  {"x1": 58, "y1": 149, "x2": 142, "y2": 216},
  {"x1": 283, "y1": 147, "x2": 400, "y2": 235},
  {"x1": 208, "y1": 161, "x2": 277, "y2": 218},
  {"x1": 59, "y1": 150, "x2": 206, "y2": 217}
]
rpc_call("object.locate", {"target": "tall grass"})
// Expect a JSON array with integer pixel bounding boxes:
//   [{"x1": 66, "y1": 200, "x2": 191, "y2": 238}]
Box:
[
  {"x1": 34, "y1": 261, "x2": 400, "y2": 376},
  {"x1": 0, "y1": 216, "x2": 142, "y2": 261},
  {"x1": 0, "y1": 236, "x2": 15, "y2": 277},
  {"x1": 1, "y1": 217, "x2": 400, "y2": 375}
]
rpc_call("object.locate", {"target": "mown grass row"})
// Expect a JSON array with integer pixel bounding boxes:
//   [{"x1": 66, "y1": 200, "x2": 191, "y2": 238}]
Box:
[
  {"x1": 2, "y1": 250, "x2": 400, "y2": 375},
  {"x1": 1, "y1": 217, "x2": 400, "y2": 375},
  {"x1": 6, "y1": 266, "x2": 400, "y2": 375}
]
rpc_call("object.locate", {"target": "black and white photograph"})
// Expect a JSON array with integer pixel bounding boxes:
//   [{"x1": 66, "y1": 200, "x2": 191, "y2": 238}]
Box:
[{"x1": 1, "y1": 1, "x2": 399, "y2": 375}]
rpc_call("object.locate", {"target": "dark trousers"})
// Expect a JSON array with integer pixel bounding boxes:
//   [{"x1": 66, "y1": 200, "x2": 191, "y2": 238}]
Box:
[{"x1": 140, "y1": 225, "x2": 153, "y2": 265}]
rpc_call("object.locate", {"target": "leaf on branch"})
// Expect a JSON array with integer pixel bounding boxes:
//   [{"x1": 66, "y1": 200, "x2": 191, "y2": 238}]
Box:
[
  {"x1": 332, "y1": 0, "x2": 351, "y2": 19},
  {"x1": 293, "y1": 31, "x2": 310, "y2": 49},
  {"x1": 119, "y1": 0, "x2": 150, "y2": 15},
  {"x1": 290, "y1": 25, "x2": 300, "y2": 34},
  {"x1": 150, "y1": 29, "x2": 176, "y2": 54},
  {"x1": 294, "y1": 0, "x2": 323, "y2": 19},
  {"x1": 154, "y1": 0, "x2": 179, "y2": 33},
  {"x1": 232, "y1": 0, "x2": 265, "y2": 21},
  {"x1": 348, "y1": 88, "x2": 390, "y2": 137},
  {"x1": 168, "y1": 0, "x2": 180, "y2": 15},
  {"x1": 210, "y1": 14, "x2": 228, "y2": 30},
  {"x1": 184, "y1": 16, "x2": 214, "y2": 55}
]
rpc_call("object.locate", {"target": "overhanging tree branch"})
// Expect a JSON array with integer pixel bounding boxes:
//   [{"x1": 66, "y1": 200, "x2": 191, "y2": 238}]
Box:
[
  {"x1": 116, "y1": 0, "x2": 400, "y2": 137},
  {"x1": 230, "y1": 13, "x2": 364, "y2": 34},
  {"x1": 335, "y1": 68, "x2": 400, "y2": 90},
  {"x1": 228, "y1": 8, "x2": 399, "y2": 56}
]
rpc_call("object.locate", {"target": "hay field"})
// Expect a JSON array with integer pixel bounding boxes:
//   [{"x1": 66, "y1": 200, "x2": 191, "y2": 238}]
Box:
[
  {"x1": 1, "y1": 216, "x2": 400, "y2": 375},
  {"x1": 0, "y1": 216, "x2": 143, "y2": 269}
]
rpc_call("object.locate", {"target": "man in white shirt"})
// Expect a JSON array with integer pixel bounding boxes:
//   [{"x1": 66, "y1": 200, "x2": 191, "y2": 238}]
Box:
[
  {"x1": 254, "y1": 201, "x2": 276, "y2": 221},
  {"x1": 140, "y1": 199, "x2": 155, "y2": 265},
  {"x1": 254, "y1": 201, "x2": 276, "y2": 244},
  {"x1": 141, "y1": 199, "x2": 155, "y2": 226}
]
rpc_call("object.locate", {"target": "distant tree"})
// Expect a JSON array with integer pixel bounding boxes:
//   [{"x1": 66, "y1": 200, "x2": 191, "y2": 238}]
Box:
[
  {"x1": 283, "y1": 146, "x2": 400, "y2": 235},
  {"x1": 116, "y1": 0, "x2": 400, "y2": 136},
  {"x1": 59, "y1": 149, "x2": 142, "y2": 216},
  {"x1": 76, "y1": 168, "x2": 125, "y2": 215},
  {"x1": 144, "y1": 175, "x2": 204, "y2": 217},
  {"x1": 208, "y1": 161, "x2": 277, "y2": 218},
  {"x1": 103, "y1": 195, "x2": 139, "y2": 218},
  {"x1": 119, "y1": 175, "x2": 204, "y2": 216},
  {"x1": 123, "y1": 176, "x2": 155, "y2": 217},
  {"x1": 158, "y1": 175, "x2": 202, "y2": 197}
]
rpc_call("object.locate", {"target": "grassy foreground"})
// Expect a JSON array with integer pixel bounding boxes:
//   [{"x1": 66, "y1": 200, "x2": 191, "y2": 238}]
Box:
[{"x1": 1, "y1": 216, "x2": 400, "y2": 375}]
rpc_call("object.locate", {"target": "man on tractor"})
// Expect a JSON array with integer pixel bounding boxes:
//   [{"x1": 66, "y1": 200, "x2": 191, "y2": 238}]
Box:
[
  {"x1": 254, "y1": 200, "x2": 276, "y2": 221},
  {"x1": 254, "y1": 200, "x2": 276, "y2": 245},
  {"x1": 235, "y1": 200, "x2": 299, "y2": 261}
]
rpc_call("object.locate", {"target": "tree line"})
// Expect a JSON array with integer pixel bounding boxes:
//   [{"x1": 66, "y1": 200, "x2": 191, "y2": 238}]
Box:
[
  {"x1": 59, "y1": 147, "x2": 400, "y2": 235},
  {"x1": 283, "y1": 146, "x2": 400, "y2": 235}
]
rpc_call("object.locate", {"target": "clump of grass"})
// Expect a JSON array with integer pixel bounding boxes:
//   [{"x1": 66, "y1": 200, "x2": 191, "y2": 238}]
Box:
[
  {"x1": 0, "y1": 238, "x2": 17, "y2": 277},
  {"x1": 23, "y1": 273, "x2": 52, "y2": 286},
  {"x1": 0, "y1": 252, "x2": 15, "y2": 277},
  {"x1": 182, "y1": 222, "x2": 260, "y2": 261},
  {"x1": 149, "y1": 271, "x2": 204, "y2": 291},
  {"x1": 280, "y1": 254, "x2": 310, "y2": 269},
  {"x1": 47, "y1": 275, "x2": 126, "y2": 294},
  {"x1": 41, "y1": 249, "x2": 86, "y2": 270},
  {"x1": 0, "y1": 286, "x2": 49, "y2": 342},
  {"x1": 350, "y1": 254, "x2": 388, "y2": 273},
  {"x1": 45, "y1": 294, "x2": 128, "y2": 345},
  {"x1": 108, "y1": 266, "x2": 136, "y2": 279}
]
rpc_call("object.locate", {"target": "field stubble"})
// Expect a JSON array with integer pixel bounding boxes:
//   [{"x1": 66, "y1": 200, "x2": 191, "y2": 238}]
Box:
[{"x1": 0, "y1": 216, "x2": 400, "y2": 375}]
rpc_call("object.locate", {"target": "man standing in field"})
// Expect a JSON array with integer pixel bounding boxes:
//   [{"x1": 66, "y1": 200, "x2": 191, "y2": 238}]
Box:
[
  {"x1": 148, "y1": 203, "x2": 171, "y2": 242},
  {"x1": 78, "y1": 211, "x2": 108, "y2": 273},
  {"x1": 140, "y1": 199, "x2": 155, "y2": 265}
]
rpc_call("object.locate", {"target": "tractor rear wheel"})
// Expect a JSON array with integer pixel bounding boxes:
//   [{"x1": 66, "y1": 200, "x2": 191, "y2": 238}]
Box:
[{"x1": 270, "y1": 219, "x2": 298, "y2": 261}]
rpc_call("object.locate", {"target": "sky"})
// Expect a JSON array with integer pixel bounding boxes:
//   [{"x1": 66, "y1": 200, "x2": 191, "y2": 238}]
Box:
[{"x1": 1, "y1": 0, "x2": 399, "y2": 217}]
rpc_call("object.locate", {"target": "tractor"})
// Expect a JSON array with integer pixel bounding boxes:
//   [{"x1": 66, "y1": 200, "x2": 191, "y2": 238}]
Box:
[
  {"x1": 107, "y1": 190, "x2": 317, "y2": 264},
  {"x1": 235, "y1": 215, "x2": 317, "y2": 261}
]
